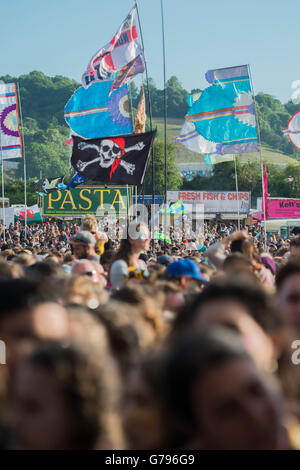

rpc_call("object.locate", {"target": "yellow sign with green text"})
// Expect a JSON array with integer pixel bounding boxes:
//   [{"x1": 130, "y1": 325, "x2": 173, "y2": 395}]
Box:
[{"x1": 42, "y1": 186, "x2": 132, "y2": 217}]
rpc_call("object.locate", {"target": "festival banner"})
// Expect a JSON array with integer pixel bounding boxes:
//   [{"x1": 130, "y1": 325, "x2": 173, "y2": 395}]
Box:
[
  {"x1": 267, "y1": 199, "x2": 300, "y2": 219},
  {"x1": 42, "y1": 186, "x2": 132, "y2": 217},
  {"x1": 0, "y1": 83, "x2": 22, "y2": 159},
  {"x1": 64, "y1": 81, "x2": 132, "y2": 139},
  {"x1": 167, "y1": 190, "x2": 250, "y2": 214},
  {"x1": 71, "y1": 131, "x2": 156, "y2": 185},
  {"x1": 82, "y1": 7, "x2": 143, "y2": 89}
]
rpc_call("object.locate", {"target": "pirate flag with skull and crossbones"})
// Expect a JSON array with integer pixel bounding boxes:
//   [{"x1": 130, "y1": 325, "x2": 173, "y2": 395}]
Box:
[{"x1": 71, "y1": 131, "x2": 156, "y2": 185}]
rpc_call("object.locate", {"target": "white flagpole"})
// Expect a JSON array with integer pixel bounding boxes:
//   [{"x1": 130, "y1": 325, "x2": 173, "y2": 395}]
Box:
[
  {"x1": 248, "y1": 65, "x2": 267, "y2": 250},
  {"x1": 0, "y1": 133, "x2": 5, "y2": 242},
  {"x1": 234, "y1": 155, "x2": 240, "y2": 230},
  {"x1": 17, "y1": 82, "x2": 27, "y2": 238}
]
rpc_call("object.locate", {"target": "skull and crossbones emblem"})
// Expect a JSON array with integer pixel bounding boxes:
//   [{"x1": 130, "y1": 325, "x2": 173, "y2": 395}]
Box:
[{"x1": 76, "y1": 138, "x2": 145, "y2": 178}]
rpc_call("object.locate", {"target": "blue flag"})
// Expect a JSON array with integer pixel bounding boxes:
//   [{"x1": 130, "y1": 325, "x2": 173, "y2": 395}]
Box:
[
  {"x1": 64, "y1": 81, "x2": 132, "y2": 139},
  {"x1": 178, "y1": 65, "x2": 258, "y2": 155},
  {"x1": 66, "y1": 173, "x2": 88, "y2": 189}
]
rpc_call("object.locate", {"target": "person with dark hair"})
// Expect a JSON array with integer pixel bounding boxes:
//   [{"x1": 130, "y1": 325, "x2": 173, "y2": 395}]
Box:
[
  {"x1": 163, "y1": 328, "x2": 284, "y2": 449},
  {"x1": 276, "y1": 258, "x2": 300, "y2": 337},
  {"x1": 8, "y1": 341, "x2": 124, "y2": 449},
  {"x1": 290, "y1": 237, "x2": 300, "y2": 257},
  {"x1": 171, "y1": 276, "x2": 283, "y2": 372},
  {"x1": 110, "y1": 222, "x2": 150, "y2": 289},
  {"x1": 0, "y1": 279, "x2": 69, "y2": 366},
  {"x1": 223, "y1": 253, "x2": 252, "y2": 274}
]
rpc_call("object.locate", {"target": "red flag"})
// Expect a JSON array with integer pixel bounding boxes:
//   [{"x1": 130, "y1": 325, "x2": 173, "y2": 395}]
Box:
[{"x1": 262, "y1": 164, "x2": 269, "y2": 219}]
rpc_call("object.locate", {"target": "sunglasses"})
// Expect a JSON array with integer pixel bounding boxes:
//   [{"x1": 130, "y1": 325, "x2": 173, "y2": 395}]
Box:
[{"x1": 83, "y1": 270, "x2": 97, "y2": 277}]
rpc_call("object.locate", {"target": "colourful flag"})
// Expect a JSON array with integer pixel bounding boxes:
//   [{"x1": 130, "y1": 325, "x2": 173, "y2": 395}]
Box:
[
  {"x1": 283, "y1": 110, "x2": 300, "y2": 149},
  {"x1": 66, "y1": 172, "x2": 88, "y2": 189},
  {"x1": 178, "y1": 65, "x2": 258, "y2": 155},
  {"x1": 174, "y1": 120, "x2": 217, "y2": 154},
  {"x1": 71, "y1": 130, "x2": 156, "y2": 185},
  {"x1": 82, "y1": 7, "x2": 143, "y2": 89},
  {"x1": 14, "y1": 205, "x2": 42, "y2": 225},
  {"x1": 34, "y1": 176, "x2": 66, "y2": 196},
  {"x1": 159, "y1": 199, "x2": 189, "y2": 215},
  {"x1": 154, "y1": 232, "x2": 171, "y2": 244},
  {"x1": 134, "y1": 86, "x2": 146, "y2": 133},
  {"x1": 64, "y1": 81, "x2": 132, "y2": 139},
  {"x1": 109, "y1": 54, "x2": 145, "y2": 96},
  {"x1": 0, "y1": 83, "x2": 22, "y2": 159}
]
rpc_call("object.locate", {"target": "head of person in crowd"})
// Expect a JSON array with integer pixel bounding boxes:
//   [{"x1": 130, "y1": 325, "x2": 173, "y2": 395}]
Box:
[
  {"x1": 109, "y1": 222, "x2": 150, "y2": 290},
  {"x1": 0, "y1": 260, "x2": 23, "y2": 280},
  {"x1": 65, "y1": 275, "x2": 108, "y2": 308},
  {"x1": 152, "y1": 281, "x2": 185, "y2": 318},
  {"x1": 0, "y1": 279, "x2": 70, "y2": 366},
  {"x1": 164, "y1": 259, "x2": 207, "y2": 293},
  {"x1": 157, "y1": 254, "x2": 173, "y2": 267},
  {"x1": 289, "y1": 237, "x2": 300, "y2": 258},
  {"x1": 71, "y1": 231, "x2": 99, "y2": 262},
  {"x1": 172, "y1": 276, "x2": 283, "y2": 372},
  {"x1": 123, "y1": 351, "x2": 183, "y2": 450},
  {"x1": 26, "y1": 258, "x2": 66, "y2": 282},
  {"x1": 94, "y1": 301, "x2": 159, "y2": 376},
  {"x1": 111, "y1": 284, "x2": 167, "y2": 342},
  {"x1": 276, "y1": 258, "x2": 300, "y2": 337},
  {"x1": 223, "y1": 252, "x2": 252, "y2": 275},
  {"x1": 100, "y1": 250, "x2": 115, "y2": 276},
  {"x1": 8, "y1": 341, "x2": 124, "y2": 450},
  {"x1": 114, "y1": 222, "x2": 150, "y2": 265},
  {"x1": 71, "y1": 259, "x2": 106, "y2": 286},
  {"x1": 163, "y1": 328, "x2": 284, "y2": 450},
  {"x1": 81, "y1": 215, "x2": 108, "y2": 255}
]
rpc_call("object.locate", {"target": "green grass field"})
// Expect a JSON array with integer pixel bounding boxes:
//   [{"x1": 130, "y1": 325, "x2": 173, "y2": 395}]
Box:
[{"x1": 152, "y1": 117, "x2": 300, "y2": 167}]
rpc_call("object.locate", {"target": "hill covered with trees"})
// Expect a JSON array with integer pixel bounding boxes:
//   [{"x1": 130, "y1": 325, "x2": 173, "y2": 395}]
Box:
[{"x1": 0, "y1": 71, "x2": 299, "y2": 202}]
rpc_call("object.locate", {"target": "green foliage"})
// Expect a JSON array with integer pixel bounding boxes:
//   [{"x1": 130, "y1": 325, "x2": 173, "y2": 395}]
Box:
[
  {"x1": 143, "y1": 140, "x2": 182, "y2": 195},
  {"x1": 0, "y1": 179, "x2": 37, "y2": 206},
  {"x1": 1, "y1": 70, "x2": 300, "y2": 192}
]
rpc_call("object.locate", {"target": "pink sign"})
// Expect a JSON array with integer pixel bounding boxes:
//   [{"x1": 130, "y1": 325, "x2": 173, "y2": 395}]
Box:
[{"x1": 268, "y1": 199, "x2": 300, "y2": 219}]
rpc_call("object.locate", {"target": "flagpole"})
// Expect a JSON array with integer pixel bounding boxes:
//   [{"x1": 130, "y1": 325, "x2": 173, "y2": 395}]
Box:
[
  {"x1": 17, "y1": 82, "x2": 27, "y2": 239},
  {"x1": 248, "y1": 65, "x2": 267, "y2": 250},
  {"x1": 160, "y1": 0, "x2": 167, "y2": 253},
  {"x1": 135, "y1": 2, "x2": 155, "y2": 208},
  {"x1": 0, "y1": 134, "x2": 5, "y2": 242},
  {"x1": 234, "y1": 156, "x2": 240, "y2": 230}
]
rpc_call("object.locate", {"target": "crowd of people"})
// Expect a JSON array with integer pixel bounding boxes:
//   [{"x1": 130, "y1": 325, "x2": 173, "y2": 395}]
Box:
[{"x1": 1, "y1": 214, "x2": 300, "y2": 449}]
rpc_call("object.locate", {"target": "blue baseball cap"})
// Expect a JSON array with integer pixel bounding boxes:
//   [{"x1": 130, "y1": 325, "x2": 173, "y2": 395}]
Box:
[{"x1": 166, "y1": 259, "x2": 207, "y2": 283}]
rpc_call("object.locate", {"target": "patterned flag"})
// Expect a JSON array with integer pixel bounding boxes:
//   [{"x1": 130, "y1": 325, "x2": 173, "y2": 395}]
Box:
[
  {"x1": 134, "y1": 86, "x2": 146, "y2": 133},
  {"x1": 82, "y1": 7, "x2": 143, "y2": 89},
  {"x1": 283, "y1": 110, "x2": 300, "y2": 149},
  {"x1": 64, "y1": 81, "x2": 132, "y2": 139},
  {"x1": 66, "y1": 173, "x2": 88, "y2": 189},
  {"x1": 34, "y1": 176, "x2": 66, "y2": 196},
  {"x1": 176, "y1": 65, "x2": 258, "y2": 155},
  {"x1": 110, "y1": 54, "x2": 145, "y2": 95},
  {"x1": 0, "y1": 83, "x2": 22, "y2": 159},
  {"x1": 71, "y1": 130, "x2": 156, "y2": 185}
]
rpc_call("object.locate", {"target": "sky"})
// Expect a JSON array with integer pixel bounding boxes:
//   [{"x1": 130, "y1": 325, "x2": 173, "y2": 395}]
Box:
[{"x1": 0, "y1": 0, "x2": 299, "y2": 104}]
